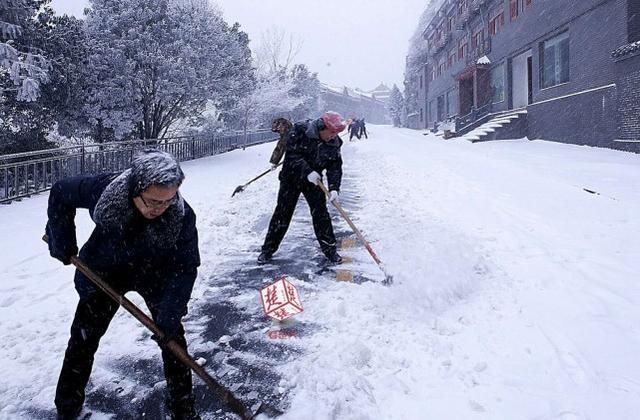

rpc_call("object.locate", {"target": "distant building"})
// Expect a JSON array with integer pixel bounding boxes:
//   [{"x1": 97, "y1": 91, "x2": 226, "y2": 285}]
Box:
[
  {"x1": 408, "y1": 0, "x2": 640, "y2": 152},
  {"x1": 368, "y1": 83, "x2": 392, "y2": 102},
  {"x1": 320, "y1": 84, "x2": 389, "y2": 124}
]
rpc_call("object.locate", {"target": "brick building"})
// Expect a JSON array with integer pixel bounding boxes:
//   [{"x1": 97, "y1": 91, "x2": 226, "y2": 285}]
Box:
[
  {"x1": 411, "y1": 0, "x2": 640, "y2": 152},
  {"x1": 612, "y1": 41, "x2": 640, "y2": 151}
]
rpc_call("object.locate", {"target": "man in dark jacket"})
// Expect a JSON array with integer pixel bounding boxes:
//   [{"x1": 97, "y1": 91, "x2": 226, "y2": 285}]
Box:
[
  {"x1": 258, "y1": 111, "x2": 346, "y2": 265},
  {"x1": 349, "y1": 118, "x2": 360, "y2": 141},
  {"x1": 359, "y1": 118, "x2": 368, "y2": 139},
  {"x1": 46, "y1": 149, "x2": 201, "y2": 420}
]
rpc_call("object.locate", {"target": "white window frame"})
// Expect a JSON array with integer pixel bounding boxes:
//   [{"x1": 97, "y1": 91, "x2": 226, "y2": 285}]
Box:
[{"x1": 541, "y1": 31, "x2": 570, "y2": 89}]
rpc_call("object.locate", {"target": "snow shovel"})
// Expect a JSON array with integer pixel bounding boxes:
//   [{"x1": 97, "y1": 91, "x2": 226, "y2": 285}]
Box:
[
  {"x1": 42, "y1": 236, "x2": 281, "y2": 419},
  {"x1": 232, "y1": 162, "x2": 282, "y2": 197},
  {"x1": 317, "y1": 183, "x2": 394, "y2": 285}
]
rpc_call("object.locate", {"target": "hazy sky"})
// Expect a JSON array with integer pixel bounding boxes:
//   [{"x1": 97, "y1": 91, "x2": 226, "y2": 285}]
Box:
[{"x1": 50, "y1": 0, "x2": 429, "y2": 91}]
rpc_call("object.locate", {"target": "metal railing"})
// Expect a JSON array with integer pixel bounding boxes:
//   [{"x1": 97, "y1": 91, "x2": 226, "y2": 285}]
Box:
[
  {"x1": 0, "y1": 130, "x2": 276, "y2": 204},
  {"x1": 470, "y1": 0, "x2": 489, "y2": 11},
  {"x1": 430, "y1": 33, "x2": 453, "y2": 56},
  {"x1": 455, "y1": 102, "x2": 493, "y2": 132},
  {"x1": 467, "y1": 37, "x2": 492, "y2": 65}
]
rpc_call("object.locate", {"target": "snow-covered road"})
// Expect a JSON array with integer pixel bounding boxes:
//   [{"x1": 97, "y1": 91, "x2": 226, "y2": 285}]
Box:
[{"x1": 2, "y1": 126, "x2": 640, "y2": 419}]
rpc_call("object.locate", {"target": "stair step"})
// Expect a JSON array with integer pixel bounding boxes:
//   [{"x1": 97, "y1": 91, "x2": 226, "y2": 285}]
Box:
[
  {"x1": 495, "y1": 110, "x2": 527, "y2": 118},
  {"x1": 470, "y1": 129, "x2": 491, "y2": 135},
  {"x1": 465, "y1": 130, "x2": 491, "y2": 140},
  {"x1": 458, "y1": 109, "x2": 527, "y2": 138}
]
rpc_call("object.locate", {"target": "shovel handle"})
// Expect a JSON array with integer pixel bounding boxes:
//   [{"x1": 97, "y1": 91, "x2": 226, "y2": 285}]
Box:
[
  {"x1": 246, "y1": 162, "x2": 283, "y2": 187},
  {"x1": 232, "y1": 163, "x2": 283, "y2": 197},
  {"x1": 317, "y1": 183, "x2": 381, "y2": 265},
  {"x1": 42, "y1": 235, "x2": 259, "y2": 419}
]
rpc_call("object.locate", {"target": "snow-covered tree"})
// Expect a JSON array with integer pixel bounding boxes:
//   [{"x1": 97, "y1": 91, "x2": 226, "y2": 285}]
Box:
[
  {"x1": 39, "y1": 13, "x2": 91, "y2": 138},
  {"x1": 222, "y1": 26, "x2": 319, "y2": 131},
  {"x1": 0, "y1": 0, "x2": 49, "y2": 102},
  {"x1": 288, "y1": 64, "x2": 321, "y2": 122},
  {"x1": 404, "y1": 0, "x2": 445, "y2": 117},
  {"x1": 0, "y1": 2, "x2": 88, "y2": 153},
  {"x1": 84, "y1": 0, "x2": 253, "y2": 140},
  {"x1": 228, "y1": 69, "x2": 304, "y2": 134},
  {"x1": 388, "y1": 84, "x2": 404, "y2": 127}
]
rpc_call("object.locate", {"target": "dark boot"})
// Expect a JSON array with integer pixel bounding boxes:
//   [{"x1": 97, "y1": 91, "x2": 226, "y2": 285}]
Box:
[
  {"x1": 257, "y1": 251, "x2": 273, "y2": 264},
  {"x1": 56, "y1": 407, "x2": 82, "y2": 420},
  {"x1": 167, "y1": 396, "x2": 201, "y2": 420},
  {"x1": 325, "y1": 250, "x2": 343, "y2": 264}
]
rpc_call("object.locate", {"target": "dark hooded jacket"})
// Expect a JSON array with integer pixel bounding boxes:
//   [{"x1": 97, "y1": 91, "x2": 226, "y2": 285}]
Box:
[
  {"x1": 280, "y1": 119, "x2": 343, "y2": 191},
  {"x1": 45, "y1": 171, "x2": 200, "y2": 336}
]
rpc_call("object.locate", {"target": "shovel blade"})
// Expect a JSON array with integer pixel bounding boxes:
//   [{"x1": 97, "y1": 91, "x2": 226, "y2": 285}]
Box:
[
  {"x1": 232, "y1": 185, "x2": 245, "y2": 197},
  {"x1": 254, "y1": 402, "x2": 284, "y2": 418}
]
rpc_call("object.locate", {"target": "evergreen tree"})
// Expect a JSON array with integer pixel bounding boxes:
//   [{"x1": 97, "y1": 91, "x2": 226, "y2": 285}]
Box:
[
  {"x1": 0, "y1": 0, "x2": 49, "y2": 102},
  {"x1": 404, "y1": 5, "x2": 438, "y2": 121},
  {"x1": 1, "y1": 1, "x2": 88, "y2": 153},
  {"x1": 388, "y1": 84, "x2": 404, "y2": 127}
]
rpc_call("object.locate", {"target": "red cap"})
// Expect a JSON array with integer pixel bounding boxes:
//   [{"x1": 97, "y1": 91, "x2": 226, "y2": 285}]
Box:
[{"x1": 322, "y1": 111, "x2": 346, "y2": 132}]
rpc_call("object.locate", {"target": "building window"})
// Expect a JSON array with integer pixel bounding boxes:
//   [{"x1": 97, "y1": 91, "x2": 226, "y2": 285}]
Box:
[
  {"x1": 420, "y1": 74, "x2": 423, "y2": 89},
  {"x1": 541, "y1": 31, "x2": 569, "y2": 88},
  {"x1": 429, "y1": 100, "x2": 436, "y2": 123},
  {"x1": 439, "y1": 60, "x2": 446, "y2": 75},
  {"x1": 458, "y1": 39, "x2": 468, "y2": 60},
  {"x1": 446, "y1": 90, "x2": 457, "y2": 116},
  {"x1": 472, "y1": 28, "x2": 484, "y2": 49},
  {"x1": 525, "y1": 0, "x2": 532, "y2": 7},
  {"x1": 447, "y1": 16, "x2": 454, "y2": 32},
  {"x1": 491, "y1": 64, "x2": 505, "y2": 103},
  {"x1": 420, "y1": 107, "x2": 424, "y2": 122},
  {"x1": 489, "y1": 10, "x2": 505, "y2": 35},
  {"x1": 458, "y1": 0, "x2": 467, "y2": 15},
  {"x1": 437, "y1": 95, "x2": 445, "y2": 121},
  {"x1": 510, "y1": 0, "x2": 519, "y2": 20},
  {"x1": 448, "y1": 49, "x2": 456, "y2": 67}
]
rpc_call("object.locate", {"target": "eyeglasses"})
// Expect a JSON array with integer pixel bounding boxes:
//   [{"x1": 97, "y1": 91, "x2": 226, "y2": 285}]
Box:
[{"x1": 139, "y1": 193, "x2": 178, "y2": 209}]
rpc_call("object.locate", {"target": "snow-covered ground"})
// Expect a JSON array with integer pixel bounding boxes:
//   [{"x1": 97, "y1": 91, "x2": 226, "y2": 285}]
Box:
[{"x1": 1, "y1": 126, "x2": 640, "y2": 419}]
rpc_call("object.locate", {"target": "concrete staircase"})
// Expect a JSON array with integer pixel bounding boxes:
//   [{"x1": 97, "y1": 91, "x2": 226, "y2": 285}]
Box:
[{"x1": 458, "y1": 109, "x2": 528, "y2": 142}]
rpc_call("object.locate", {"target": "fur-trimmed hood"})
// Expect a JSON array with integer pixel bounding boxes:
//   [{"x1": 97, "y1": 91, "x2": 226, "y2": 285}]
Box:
[{"x1": 92, "y1": 169, "x2": 185, "y2": 250}]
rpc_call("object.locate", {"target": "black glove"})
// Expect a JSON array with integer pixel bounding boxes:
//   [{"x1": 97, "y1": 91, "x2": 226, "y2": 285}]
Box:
[
  {"x1": 45, "y1": 223, "x2": 77, "y2": 265},
  {"x1": 153, "y1": 310, "x2": 183, "y2": 349},
  {"x1": 49, "y1": 242, "x2": 78, "y2": 265},
  {"x1": 151, "y1": 332, "x2": 171, "y2": 349}
]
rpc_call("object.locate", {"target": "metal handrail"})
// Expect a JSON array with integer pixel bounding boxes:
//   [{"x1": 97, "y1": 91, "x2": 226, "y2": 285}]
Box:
[
  {"x1": 0, "y1": 130, "x2": 276, "y2": 203},
  {"x1": 455, "y1": 103, "x2": 493, "y2": 132}
]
